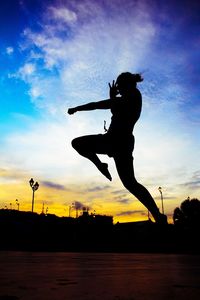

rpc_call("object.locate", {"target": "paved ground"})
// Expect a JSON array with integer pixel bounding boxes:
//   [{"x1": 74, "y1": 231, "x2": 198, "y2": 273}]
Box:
[{"x1": 0, "y1": 252, "x2": 200, "y2": 300}]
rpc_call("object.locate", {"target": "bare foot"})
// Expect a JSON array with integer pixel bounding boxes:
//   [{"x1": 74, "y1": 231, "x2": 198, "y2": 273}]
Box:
[{"x1": 98, "y1": 163, "x2": 112, "y2": 181}]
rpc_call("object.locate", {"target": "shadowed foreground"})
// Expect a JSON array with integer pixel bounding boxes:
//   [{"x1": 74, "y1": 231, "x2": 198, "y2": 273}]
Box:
[{"x1": 0, "y1": 251, "x2": 200, "y2": 300}]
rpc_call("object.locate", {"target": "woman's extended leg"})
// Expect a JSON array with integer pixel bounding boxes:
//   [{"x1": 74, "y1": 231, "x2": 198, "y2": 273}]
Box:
[
  {"x1": 113, "y1": 154, "x2": 167, "y2": 223},
  {"x1": 71, "y1": 135, "x2": 112, "y2": 181}
]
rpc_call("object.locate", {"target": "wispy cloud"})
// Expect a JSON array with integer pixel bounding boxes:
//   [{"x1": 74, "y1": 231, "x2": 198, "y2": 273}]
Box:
[
  {"x1": 0, "y1": 167, "x2": 29, "y2": 184},
  {"x1": 154, "y1": 195, "x2": 177, "y2": 201},
  {"x1": 42, "y1": 180, "x2": 67, "y2": 190},
  {"x1": 17, "y1": 0, "x2": 196, "y2": 119},
  {"x1": 17, "y1": 0, "x2": 157, "y2": 114},
  {"x1": 179, "y1": 171, "x2": 200, "y2": 190},
  {"x1": 116, "y1": 198, "x2": 131, "y2": 204},
  {"x1": 86, "y1": 185, "x2": 111, "y2": 193},
  {"x1": 1, "y1": 116, "x2": 95, "y2": 179},
  {"x1": 112, "y1": 189, "x2": 128, "y2": 195},
  {"x1": 49, "y1": 6, "x2": 77, "y2": 24},
  {"x1": 18, "y1": 63, "x2": 36, "y2": 79},
  {"x1": 6, "y1": 47, "x2": 14, "y2": 55},
  {"x1": 116, "y1": 210, "x2": 146, "y2": 217}
]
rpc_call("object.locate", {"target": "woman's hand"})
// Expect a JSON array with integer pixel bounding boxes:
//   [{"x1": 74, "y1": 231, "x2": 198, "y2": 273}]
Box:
[
  {"x1": 68, "y1": 107, "x2": 77, "y2": 115},
  {"x1": 109, "y1": 80, "x2": 119, "y2": 99}
]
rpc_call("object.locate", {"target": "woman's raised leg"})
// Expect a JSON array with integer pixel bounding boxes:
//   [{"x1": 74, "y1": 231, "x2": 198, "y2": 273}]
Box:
[
  {"x1": 113, "y1": 154, "x2": 167, "y2": 223},
  {"x1": 71, "y1": 135, "x2": 112, "y2": 181}
]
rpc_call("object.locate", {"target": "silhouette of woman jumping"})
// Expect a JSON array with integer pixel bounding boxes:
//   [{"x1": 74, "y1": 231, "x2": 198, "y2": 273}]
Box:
[{"x1": 68, "y1": 72, "x2": 167, "y2": 224}]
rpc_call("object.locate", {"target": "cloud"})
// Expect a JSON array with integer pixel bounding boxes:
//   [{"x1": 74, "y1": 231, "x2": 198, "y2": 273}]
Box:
[
  {"x1": 116, "y1": 210, "x2": 145, "y2": 216},
  {"x1": 18, "y1": 0, "x2": 157, "y2": 114},
  {"x1": 1, "y1": 115, "x2": 98, "y2": 180},
  {"x1": 179, "y1": 171, "x2": 200, "y2": 190},
  {"x1": 154, "y1": 196, "x2": 177, "y2": 201},
  {"x1": 112, "y1": 189, "x2": 128, "y2": 195},
  {"x1": 41, "y1": 180, "x2": 67, "y2": 190},
  {"x1": 86, "y1": 185, "x2": 111, "y2": 193},
  {"x1": 72, "y1": 200, "x2": 88, "y2": 210},
  {"x1": 116, "y1": 198, "x2": 131, "y2": 204},
  {"x1": 18, "y1": 63, "x2": 36, "y2": 80},
  {"x1": 111, "y1": 190, "x2": 132, "y2": 204},
  {"x1": 16, "y1": 0, "x2": 196, "y2": 156},
  {"x1": 0, "y1": 167, "x2": 29, "y2": 184},
  {"x1": 49, "y1": 6, "x2": 77, "y2": 24},
  {"x1": 15, "y1": 0, "x2": 196, "y2": 147},
  {"x1": 6, "y1": 47, "x2": 14, "y2": 55}
]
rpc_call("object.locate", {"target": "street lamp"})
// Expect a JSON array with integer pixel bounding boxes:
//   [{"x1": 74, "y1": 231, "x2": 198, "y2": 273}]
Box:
[
  {"x1": 16, "y1": 199, "x2": 19, "y2": 211},
  {"x1": 158, "y1": 186, "x2": 164, "y2": 214},
  {"x1": 29, "y1": 178, "x2": 39, "y2": 213}
]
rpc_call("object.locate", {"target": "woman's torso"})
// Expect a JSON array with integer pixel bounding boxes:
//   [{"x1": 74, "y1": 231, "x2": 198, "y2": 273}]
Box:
[{"x1": 106, "y1": 88, "x2": 142, "y2": 138}]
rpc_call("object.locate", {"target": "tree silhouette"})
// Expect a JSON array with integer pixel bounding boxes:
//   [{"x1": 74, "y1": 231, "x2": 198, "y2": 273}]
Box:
[{"x1": 173, "y1": 198, "x2": 200, "y2": 227}]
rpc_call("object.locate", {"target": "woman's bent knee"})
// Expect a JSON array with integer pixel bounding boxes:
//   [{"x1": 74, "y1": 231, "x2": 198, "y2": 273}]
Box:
[
  {"x1": 71, "y1": 137, "x2": 89, "y2": 154},
  {"x1": 71, "y1": 137, "x2": 81, "y2": 150},
  {"x1": 71, "y1": 135, "x2": 100, "y2": 154}
]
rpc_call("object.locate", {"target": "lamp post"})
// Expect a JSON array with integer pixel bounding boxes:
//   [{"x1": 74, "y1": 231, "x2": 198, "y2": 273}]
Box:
[
  {"x1": 29, "y1": 178, "x2": 39, "y2": 213},
  {"x1": 16, "y1": 199, "x2": 19, "y2": 211},
  {"x1": 158, "y1": 186, "x2": 164, "y2": 214}
]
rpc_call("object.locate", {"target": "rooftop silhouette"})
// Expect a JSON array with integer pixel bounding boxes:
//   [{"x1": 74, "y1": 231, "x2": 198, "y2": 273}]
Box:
[{"x1": 0, "y1": 205, "x2": 200, "y2": 253}]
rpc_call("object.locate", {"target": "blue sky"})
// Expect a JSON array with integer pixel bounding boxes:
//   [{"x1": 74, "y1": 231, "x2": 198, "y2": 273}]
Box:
[{"x1": 0, "y1": 0, "x2": 200, "y2": 221}]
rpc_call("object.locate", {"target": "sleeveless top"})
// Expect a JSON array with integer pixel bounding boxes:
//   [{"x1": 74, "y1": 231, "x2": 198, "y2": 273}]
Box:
[
  {"x1": 104, "y1": 88, "x2": 142, "y2": 156},
  {"x1": 107, "y1": 88, "x2": 142, "y2": 138}
]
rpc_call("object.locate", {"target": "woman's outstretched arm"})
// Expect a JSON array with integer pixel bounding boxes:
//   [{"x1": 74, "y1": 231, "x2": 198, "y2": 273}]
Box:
[{"x1": 68, "y1": 99, "x2": 112, "y2": 115}]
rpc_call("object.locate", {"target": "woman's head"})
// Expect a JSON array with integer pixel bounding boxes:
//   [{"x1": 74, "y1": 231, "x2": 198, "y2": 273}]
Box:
[{"x1": 116, "y1": 72, "x2": 143, "y2": 95}]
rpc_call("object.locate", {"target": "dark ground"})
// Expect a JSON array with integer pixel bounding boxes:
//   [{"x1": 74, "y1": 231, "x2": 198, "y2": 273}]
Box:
[{"x1": 0, "y1": 251, "x2": 200, "y2": 300}]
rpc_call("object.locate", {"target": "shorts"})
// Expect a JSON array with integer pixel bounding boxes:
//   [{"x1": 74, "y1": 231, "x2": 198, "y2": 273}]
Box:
[{"x1": 72, "y1": 133, "x2": 135, "y2": 158}]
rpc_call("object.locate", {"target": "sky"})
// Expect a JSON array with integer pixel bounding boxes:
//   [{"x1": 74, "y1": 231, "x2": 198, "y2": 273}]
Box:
[{"x1": 0, "y1": 0, "x2": 200, "y2": 223}]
